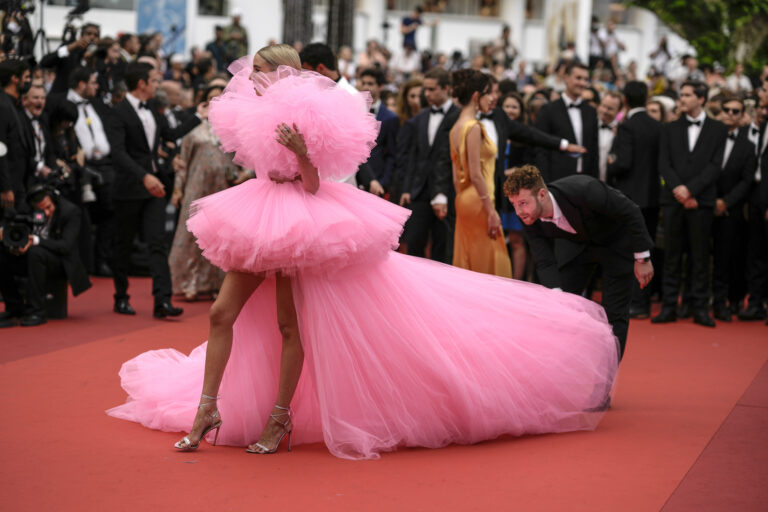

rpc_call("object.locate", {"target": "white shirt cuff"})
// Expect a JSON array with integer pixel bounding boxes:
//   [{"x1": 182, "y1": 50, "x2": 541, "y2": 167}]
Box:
[
  {"x1": 32, "y1": 235, "x2": 40, "y2": 246},
  {"x1": 559, "y1": 139, "x2": 569, "y2": 151},
  {"x1": 195, "y1": 113, "x2": 202, "y2": 121},
  {"x1": 58, "y1": 45, "x2": 70, "y2": 58},
  {"x1": 35, "y1": 161, "x2": 45, "y2": 173},
  {"x1": 430, "y1": 193, "x2": 448, "y2": 206},
  {"x1": 553, "y1": 287, "x2": 563, "y2": 292},
  {"x1": 634, "y1": 251, "x2": 651, "y2": 260}
]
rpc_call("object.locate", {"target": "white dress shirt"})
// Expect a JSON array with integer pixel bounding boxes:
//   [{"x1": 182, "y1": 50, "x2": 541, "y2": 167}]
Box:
[
  {"x1": 722, "y1": 129, "x2": 738, "y2": 169},
  {"x1": 562, "y1": 93, "x2": 584, "y2": 173},
  {"x1": 598, "y1": 119, "x2": 616, "y2": 182},
  {"x1": 126, "y1": 92, "x2": 156, "y2": 152},
  {"x1": 685, "y1": 111, "x2": 706, "y2": 152},
  {"x1": 68, "y1": 89, "x2": 111, "y2": 160},
  {"x1": 478, "y1": 114, "x2": 498, "y2": 150},
  {"x1": 429, "y1": 100, "x2": 453, "y2": 206},
  {"x1": 25, "y1": 109, "x2": 46, "y2": 172}
]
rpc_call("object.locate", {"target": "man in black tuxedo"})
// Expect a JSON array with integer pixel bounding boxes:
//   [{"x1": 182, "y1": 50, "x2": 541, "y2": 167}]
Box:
[
  {"x1": 399, "y1": 67, "x2": 458, "y2": 263},
  {"x1": 652, "y1": 80, "x2": 727, "y2": 327},
  {"x1": 39, "y1": 23, "x2": 101, "y2": 95},
  {"x1": 711, "y1": 96, "x2": 755, "y2": 321},
  {"x1": 0, "y1": 186, "x2": 91, "y2": 327},
  {"x1": 534, "y1": 62, "x2": 599, "y2": 182},
  {"x1": 109, "y1": 62, "x2": 205, "y2": 318},
  {"x1": 359, "y1": 68, "x2": 400, "y2": 193},
  {"x1": 607, "y1": 81, "x2": 662, "y2": 318},
  {"x1": 0, "y1": 59, "x2": 33, "y2": 212},
  {"x1": 504, "y1": 165, "x2": 653, "y2": 360},
  {"x1": 20, "y1": 85, "x2": 57, "y2": 188}
]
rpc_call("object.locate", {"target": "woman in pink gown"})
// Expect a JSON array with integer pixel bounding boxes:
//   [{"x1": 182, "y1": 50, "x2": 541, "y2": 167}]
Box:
[{"x1": 107, "y1": 46, "x2": 619, "y2": 460}]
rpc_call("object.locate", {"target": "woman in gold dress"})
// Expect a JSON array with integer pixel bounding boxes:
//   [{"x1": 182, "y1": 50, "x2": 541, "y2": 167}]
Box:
[{"x1": 449, "y1": 70, "x2": 512, "y2": 277}]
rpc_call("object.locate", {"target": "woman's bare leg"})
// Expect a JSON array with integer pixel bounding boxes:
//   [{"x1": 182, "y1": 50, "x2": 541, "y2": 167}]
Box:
[
  {"x1": 248, "y1": 273, "x2": 304, "y2": 452},
  {"x1": 179, "y1": 270, "x2": 265, "y2": 446}
]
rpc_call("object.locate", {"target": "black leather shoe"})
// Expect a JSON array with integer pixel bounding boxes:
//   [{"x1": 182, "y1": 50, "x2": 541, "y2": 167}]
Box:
[
  {"x1": 678, "y1": 302, "x2": 692, "y2": 319},
  {"x1": 20, "y1": 314, "x2": 47, "y2": 327},
  {"x1": 114, "y1": 298, "x2": 136, "y2": 315},
  {"x1": 0, "y1": 317, "x2": 19, "y2": 328},
  {"x1": 154, "y1": 302, "x2": 183, "y2": 318},
  {"x1": 713, "y1": 304, "x2": 732, "y2": 322},
  {"x1": 693, "y1": 310, "x2": 716, "y2": 327},
  {"x1": 629, "y1": 305, "x2": 650, "y2": 319},
  {"x1": 651, "y1": 308, "x2": 677, "y2": 323},
  {"x1": 738, "y1": 305, "x2": 767, "y2": 321},
  {"x1": 0, "y1": 311, "x2": 22, "y2": 321}
]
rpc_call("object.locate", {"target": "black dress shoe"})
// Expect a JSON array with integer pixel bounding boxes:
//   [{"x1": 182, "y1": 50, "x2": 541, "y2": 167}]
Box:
[
  {"x1": 114, "y1": 298, "x2": 136, "y2": 315},
  {"x1": 0, "y1": 317, "x2": 19, "y2": 328},
  {"x1": 678, "y1": 302, "x2": 692, "y2": 319},
  {"x1": 20, "y1": 314, "x2": 47, "y2": 327},
  {"x1": 713, "y1": 304, "x2": 732, "y2": 322},
  {"x1": 738, "y1": 305, "x2": 767, "y2": 321},
  {"x1": 651, "y1": 308, "x2": 677, "y2": 323},
  {"x1": 0, "y1": 311, "x2": 22, "y2": 321},
  {"x1": 693, "y1": 310, "x2": 716, "y2": 328},
  {"x1": 629, "y1": 305, "x2": 650, "y2": 319},
  {"x1": 154, "y1": 302, "x2": 183, "y2": 318}
]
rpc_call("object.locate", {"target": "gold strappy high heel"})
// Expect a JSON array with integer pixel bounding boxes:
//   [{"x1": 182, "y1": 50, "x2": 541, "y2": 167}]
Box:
[
  {"x1": 246, "y1": 404, "x2": 293, "y2": 454},
  {"x1": 174, "y1": 394, "x2": 222, "y2": 451}
]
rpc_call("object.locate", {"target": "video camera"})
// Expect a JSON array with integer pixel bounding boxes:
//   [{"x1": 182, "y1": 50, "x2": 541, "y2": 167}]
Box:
[{"x1": 2, "y1": 208, "x2": 45, "y2": 250}]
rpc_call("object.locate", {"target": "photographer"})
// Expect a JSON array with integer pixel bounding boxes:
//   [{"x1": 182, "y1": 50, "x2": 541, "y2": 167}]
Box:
[
  {"x1": 1, "y1": 4, "x2": 34, "y2": 59},
  {"x1": 0, "y1": 57, "x2": 31, "y2": 212},
  {"x1": 0, "y1": 185, "x2": 91, "y2": 327},
  {"x1": 39, "y1": 22, "x2": 99, "y2": 95}
]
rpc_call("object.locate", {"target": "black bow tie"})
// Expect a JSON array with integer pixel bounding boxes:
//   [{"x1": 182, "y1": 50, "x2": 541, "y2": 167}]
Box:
[
  {"x1": 430, "y1": 107, "x2": 444, "y2": 115},
  {"x1": 479, "y1": 112, "x2": 494, "y2": 120},
  {"x1": 369, "y1": 107, "x2": 376, "y2": 115},
  {"x1": 139, "y1": 101, "x2": 149, "y2": 110},
  {"x1": 600, "y1": 123, "x2": 612, "y2": 130},
  {"x1": 751, "y1": 127, "x2": 760, "y2": 136},
  {"x1": 568, "y1": 103, "x2": 581, "y2": 109},
  {"x1": 687, "y1": 119, "x2": 702, "y2": 127},
  {"x1": 76, "y1": 100, "x2": 88, "y2": 106},
  {"x1": 727, "y1": 132, "x2": 737, "y2": 141}
]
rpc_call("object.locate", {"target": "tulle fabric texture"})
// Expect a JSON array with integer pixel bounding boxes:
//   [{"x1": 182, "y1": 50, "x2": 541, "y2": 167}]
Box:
[{"x1": 107, "y1": 252, "x2": 619, "y2": 460}]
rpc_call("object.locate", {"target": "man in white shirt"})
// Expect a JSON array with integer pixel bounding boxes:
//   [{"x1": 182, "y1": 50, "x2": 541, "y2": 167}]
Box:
[
  {"x1": 596, "y1": 91, "x2": 621, "y2": 182},
  {"x1": 725, "y1": 63, "x2": 753, "y2": 95}
]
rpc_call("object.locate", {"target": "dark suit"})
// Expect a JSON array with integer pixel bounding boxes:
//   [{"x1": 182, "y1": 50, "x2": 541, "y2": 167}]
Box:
[
  {"x1": 20, "y1": 111, "x2": 57, "y2": 185},
  {"x1": 401, "y1": 104, "x2": 460, "y2": 263},
  {"x1": 39, "y1": 46, "x2": 89, "y2": 95},
  {"x1": 0, "y1": 91, "x2": 34, "y2": 211},
  {"x1": 607, "y1": 108, "x2": 662, "y2": 310},
  {"x1": 534, "y1": 98, "x2": 599, "y2": 182},
  {"x1": 108, "y1": 96, "x2": 200, "y2": 305},
  {"x1": 658, "y1": 116, "x2": 727, "y2": 313},
  {"x1": 0, "y1": 196, "x2": 91, "y2": 316},
  {"x1": 523, "y1": 176, "x2": 653, "y2": 359},
  {"x1": 366, "y1": 104, "x2": 399, "y2": 190},
  {"x1": 743, "y1": 124, "x2": 768, "y2": 313},
  {"x1": 712, "y1": 128, "x2": 755, "y2": 308}
]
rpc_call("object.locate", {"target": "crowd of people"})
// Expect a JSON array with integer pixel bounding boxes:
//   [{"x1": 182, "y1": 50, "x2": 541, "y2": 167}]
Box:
[{"x1": 1, "y1": 9, "x2": 767, "y2": 331}]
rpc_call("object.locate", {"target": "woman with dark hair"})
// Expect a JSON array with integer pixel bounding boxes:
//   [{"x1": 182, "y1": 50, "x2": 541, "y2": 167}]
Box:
[
  {"x1": 449, "y1": 69, "x2": 512, "y2": 277},
  {"x1": 391, "y1": 78, "x2": 424, "y2": 207},
  {"x1": 395, "y1": 77, "x2": 423, "y2": 124},
  {"x1": 169, "y1": 85, "x2": 238, "y2": 301}
]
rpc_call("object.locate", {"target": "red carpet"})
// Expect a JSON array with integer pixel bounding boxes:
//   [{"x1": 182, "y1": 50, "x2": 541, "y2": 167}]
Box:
[{"x1": 1, "y1": 278, "x2": 766, "y2": 511}]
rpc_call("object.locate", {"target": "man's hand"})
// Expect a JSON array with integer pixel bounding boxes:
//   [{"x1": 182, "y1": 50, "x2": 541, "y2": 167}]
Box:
[
  {"x1": 369, "y1": 179, "x2": 385, "y2": 197},
  {"x1": 67, "y1": 36, "x2": 90, "y2": 52},
  {"x1": 143, "y1": 173, "x2": 166, "y2": 198},
  {"x1": 433, "y1": 203, "x2": 448, "y2": 219},
  {"x1": 683, "y1": 197, "x2": 698, "y2": 209},
  {"x1": 714, "y1": 198, "x2": 728, "y2": 216},
  {"x1": 197, "y1": 101, "x2": 209, "y2": 119},
  {"x1": 634, "y1": 260, "x2": 654, "y2": 289},
  {"x1": 399, "y1": 193, "x2": 411, "y2": 206},
  {"x1": 673, "y1": 185, "x2": 691, "y2": 203},
  {"x1": 13, "y1": 235, "x2": 34, "y2": 255},
  {"x1": 1, "y1": 190, "x2": 14, "y2": 209},
  {"x1": 565, "y1": 143, "x2": 587, "y2": 154},
  {"x1": 38, "y1": 165, "x2": 53, "y2": 178}
]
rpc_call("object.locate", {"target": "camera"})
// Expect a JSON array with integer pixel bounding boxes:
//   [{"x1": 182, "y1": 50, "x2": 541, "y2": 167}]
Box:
[{"x1": 2, "y1": 209, "x2": 45, "y2": 250}]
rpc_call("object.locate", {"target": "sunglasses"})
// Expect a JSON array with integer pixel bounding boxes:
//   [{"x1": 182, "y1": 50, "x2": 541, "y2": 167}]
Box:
[{"x1": 722, "y1": 107, "x2": 742, "y2": 115}]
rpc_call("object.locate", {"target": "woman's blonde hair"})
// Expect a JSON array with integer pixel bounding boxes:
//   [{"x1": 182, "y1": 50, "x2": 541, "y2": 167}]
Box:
[{"x1": 257, "y1": 44, "x2": 301, "y2": 71}]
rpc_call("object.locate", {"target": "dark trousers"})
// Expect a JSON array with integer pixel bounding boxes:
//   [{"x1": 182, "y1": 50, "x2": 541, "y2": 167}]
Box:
[
  {"x1": 630, "y1": 206, "x2": 659, "y2": 309},
  {"x1": 112, "y1": 196, "x2": 172, "y2": 305},
  {"x1": 0, "y1": 245, "x2": 64, "y2": 316},
  {"x1": 712, "y1": 207, "x2": 748, "y2": 307},
  {"x1": 404, "y1": 200, "x2": 454, "y2": 264},
  {"x1": 660, "y1": 204, "x2": 713, "y2": 311},
  {"x1": 745, "y1": 197, "x2": 768, "y2": 309},
  {"x1": 88, "y1": 162, "x2": 117, "y2": 269},
  {"x1": 559, "y1": 247, "x2": 634, "y2": 360}
]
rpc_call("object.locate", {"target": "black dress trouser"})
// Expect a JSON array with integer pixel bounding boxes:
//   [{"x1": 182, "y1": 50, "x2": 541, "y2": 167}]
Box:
[{"x1": 0, "y1": 245, "x2": 64, "y2": 316}]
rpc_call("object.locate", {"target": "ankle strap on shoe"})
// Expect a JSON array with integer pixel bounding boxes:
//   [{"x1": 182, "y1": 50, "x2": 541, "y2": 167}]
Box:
[{"x1": 201, "y1": 393, "x2": 220, "y2": 401}]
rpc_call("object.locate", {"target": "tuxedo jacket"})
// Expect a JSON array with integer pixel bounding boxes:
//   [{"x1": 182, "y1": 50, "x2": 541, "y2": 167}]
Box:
[
  {"x1": 606, "y1": 110, "x2": 661, "y2": 209},
  {"x1": 40, "y1": 196, "x2": 92, "y2": 296},
  {"x1": 523, "y1": 175, "x2": 653, "y2": 289},
  {"x1": 392, "y1": 118, "x2": 415, "y2": 196},
  {"x1": 109, "y1": 99, "x2": 201, "y2": 201},
  {"x1": 39, "y1": 47, "x2": 89, "y2": 95},
  {"x1": 367, "y1": 105, "x2": 399, "y2": 189},
  {"x1": 401, "y1": 105, "x2": 460, "y2": 202},
  {"x1": 533, "y1": 98, "x2": 599, "y2": 182},
  {"x1": 19, "y1": 111, "x2": 57, "y2": 178},
  {"x1": 757, "y1": 122, "x2": 768, "y2": 209},
  {"x1": 0, "y1": 92, "x2": 34, "y2": 197},
  {"x1": 717, "y1": 127, "x2": 755, "y2": 209},
  {"x1": 658, "y1": 116, "x2": 727, "y2": 207},
  {"x1": 488, "y1": 107, "x2": 562, "y2": 209}
]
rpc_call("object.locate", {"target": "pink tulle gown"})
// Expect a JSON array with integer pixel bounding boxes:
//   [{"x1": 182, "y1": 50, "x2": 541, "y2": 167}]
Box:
[{"x1": 107, "y1": 61, "x2": 619, "y2": 460}]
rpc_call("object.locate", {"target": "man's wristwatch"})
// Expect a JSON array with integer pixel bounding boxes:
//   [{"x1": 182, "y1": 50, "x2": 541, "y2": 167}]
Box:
[{"x1": 635, "y1": 257, "x2": 650, "y2": 263}]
